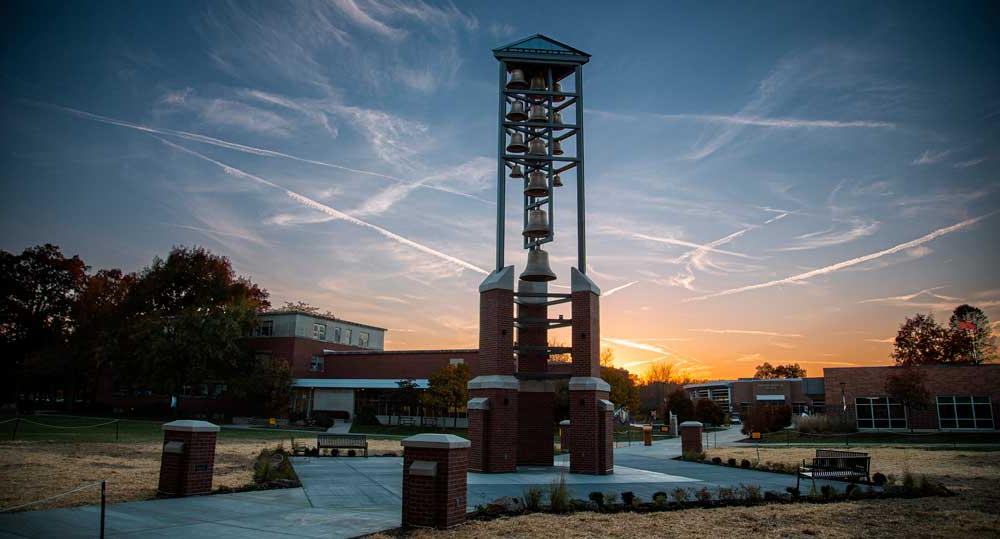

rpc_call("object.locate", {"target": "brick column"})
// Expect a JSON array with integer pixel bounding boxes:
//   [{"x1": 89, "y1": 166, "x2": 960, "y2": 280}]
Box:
[
  {"x1": 559, "y1": 420, "x2": 570, "y2": 453},
  {"x1": 158, "y1": 420, "x2": 219, "y2": 497},
  {"x1": 643, "y1": 424, "x2": 653, "y2": 446},
  {"x1": 401, "y1": 434, "x2": 470, "y2": 530},
  {"x1": 468, "y1": 267, "x2": 519, "y2": 473},
  {"x1": 568, "y1": 268, "x2": 613, "y2": 475},
  {"x1": 680, "y1": 421, "x2": 704, "y2": 455},
  {"x1": 516, "y1": 280, "x2": 548, "y2": 374},
  {"x1": 518, "y1": 380, "x2": 555, "y2": 466}
]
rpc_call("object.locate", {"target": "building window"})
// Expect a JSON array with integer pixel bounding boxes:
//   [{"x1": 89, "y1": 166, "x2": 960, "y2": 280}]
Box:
[
  {"x1": 450, "y1": 358, "x2": 464, "y2": 366},
  {"x1": 343, "y1": 328, "x2": 352, "y2": 344},
  {"x1": 855, "y1": 397, "x2": 907, "y2": 430},
  {"x1": 937, "y1": 396, "x2": 994, "y2": 430},
  {"x1": 313, "y1": 323, "x2": 327, "y2": 341},
  {"x1": 310, "y1": 355, "x2": 325, "y2": 372},
  {"x1": 358, "y1": 331, "x2": 370, "y2": 348},
  {"x1": 255, "y1": 320, "x2": 273, "y2": 336}
]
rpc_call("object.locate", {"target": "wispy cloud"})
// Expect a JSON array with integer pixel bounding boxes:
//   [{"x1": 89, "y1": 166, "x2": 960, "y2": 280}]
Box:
[
  {"x1": 771, "y1": 218, "x2": 879, "y2": 251},
  {"x1": 865, "y1": 337, "x2": 895, "y2": 344},
  {"x1": 657, "y1": 113, "x2": 894, "y2": 129},
  {"x1": 858, "y1": 286, "x2": 961, "y2": 305},
  {"x1": 912, "y1": 149, "x2": 951, "y2": 165},
  {"x1": 686, "y1": 212, "x2": 998, "y2": 302},
  {"x1": 157, "y1": 138, "x2": 489, "y2": 276},
  {"x1": 689, "y1": 329, "x2": 804, "y2": 338},
  {"x1": 331, "y1": 0, "x2": 406, "y2": 39},
  {"x1": 954, "y1": 158, "x2": 987, "y2": 168}
]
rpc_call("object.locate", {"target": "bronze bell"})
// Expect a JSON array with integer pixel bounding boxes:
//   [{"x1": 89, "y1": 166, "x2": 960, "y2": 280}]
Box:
[
  {"x1": 507, "y1": 68, "x2": 528, "y2": 90},
  {"x1": 528, "y1": 137, "x2": 546, "y2": 156},
  {"x1": 507, "y1": 132, "x2": 528, "y2": 153},
  {"x1": 528, "y1": 104, "x2": 547, "y2": 122},
  {"x1": 553, "y1": 174, "x2": 564, "y2": 187},
  {"x1": 524, "y1": 171, "x2": 549, "y2": 197},
  {"x1": 552, "y1": 139, "x2": 564, "y2": 155},
  {"x1": 552, "y1": 111, "x2": 564, "y2": 130},
  {"x1": 529, "y1": 74, "x2": 546, "y2": 91},
  {"x1": 520, "y1": 248, "x2": 556, "y2": 282},
  {"x1": 509, "y1": 164, "x2": 524, "y2": 178},
  {"x1": 552, "y1": 82, "x2": 565, "y2": 102},
  {"x1": 506, "y1": 101, "x2": 527, "y2": 122},
  {"x1": 523, "y1": 209, "x2": 550, "y2": 238}
]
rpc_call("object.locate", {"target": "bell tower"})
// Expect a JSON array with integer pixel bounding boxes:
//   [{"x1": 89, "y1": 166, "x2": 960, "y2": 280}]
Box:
[{"x1": 467, "y1": 35, "x2": 613, "y2": 475}]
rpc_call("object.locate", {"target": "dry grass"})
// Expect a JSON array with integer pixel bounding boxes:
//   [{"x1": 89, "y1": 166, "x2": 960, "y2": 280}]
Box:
[
  {"x1": 0, "y1": 438, "x2": 402, "y2": 512},
  {"x1": 370, "y1": 447, "x2": 1000, "y2": 539}
]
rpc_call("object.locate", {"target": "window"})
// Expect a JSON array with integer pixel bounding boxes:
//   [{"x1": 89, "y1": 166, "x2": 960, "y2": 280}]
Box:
[
  {"x1": 343, "y1": 328, "x2": 352, "y2": 344},
  {"x1": 310, "y1": 355, "x2": 325, "y2": 372},
  {"x1": 937, "y1": 396, "x2": 994, "y2": 430},
  {"x1": 358, "y1": 331, "x2": 370, "y2": 348},
  {"x1": 855, "y1": 397, "x2": 907, "y2": 429},
  {"x1": 255, "y1": 320, "x2": 273, "y2": 336},
  {"x1": 333, "y1": 327, "x2": 342, "y2": 343},
  {"x1": 312, "y1": 323, "x2": 327, "y2": 341},
  {"x1": 450, "y1": 358, "x2": 464, "y2": 366}
]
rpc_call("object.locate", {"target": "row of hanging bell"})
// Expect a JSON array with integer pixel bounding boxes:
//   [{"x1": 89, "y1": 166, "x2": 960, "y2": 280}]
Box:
[
  {"x1": 520, "y1": 248, "x2": 556, "y2": 282},
  {"x1": 508, "y1": 134, "x2": 565, "y2": 156},
  {"x1": 510, "y1": 165, "x2": 563, "y2": 187},
  {"x1": 507, "y1": 69, "x2": 567, "y2": 102}
]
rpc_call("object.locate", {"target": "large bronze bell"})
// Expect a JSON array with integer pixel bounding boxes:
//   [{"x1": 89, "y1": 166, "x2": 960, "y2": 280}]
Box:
[
  {"x1": 552, "y1": 139, "x2": 564, "y2": 155},
  {"x1": 552, "y1": 111, "x2": 564, "y2": 130},
  {"x1": 509, "y1": 164, "x2": 524, "y2": 178},
  {"x1": 553, "y1": 174, "x2": 563, "y2": 187},
  {"x1": 528, "y1": 104, "x2": 547, "y2": 122},
  {"x1": 528, "y1": 137, "x2": 546, "y2": 156},
  {"x1": 507, "y1": 132, "x2": 528, "y2": 153},
  {"x1": 507, "y1": 68, "x2": 528, "y2": 90},
  {"x1": 523, "y1": 209, "x2": 550, "y2": 238},
  {"x1": 506, "y1": 101, "x2": 527, "y2": 122},
  {"x1": 529, "y1": 74, "x2": 546, "y2": 91},
  {"x1": 552, "y1": 82, "x2": 565, "y2": 102},
  {"x1": 524, "y1": 171, "x2": 549, "y2": 197},
  {"x1": 520, "y1": 248, "x2": 556, "y2": 282}
]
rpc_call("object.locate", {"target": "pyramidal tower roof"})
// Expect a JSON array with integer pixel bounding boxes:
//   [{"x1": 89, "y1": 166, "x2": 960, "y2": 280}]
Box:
[{"x1": 493, "y1": 34, "x2": 590, "y2": 64}]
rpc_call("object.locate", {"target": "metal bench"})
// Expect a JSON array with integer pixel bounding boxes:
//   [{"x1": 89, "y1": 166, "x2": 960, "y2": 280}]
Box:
[
  {"x1": 317, "y1": 433, "x2": 368, "y2": 457},
  {"x1": 797, "y1": 449, "x2": 870, "y2": 490},
  {"x1": 291, "y1": 437, "x2": 309, "y2": 456}
]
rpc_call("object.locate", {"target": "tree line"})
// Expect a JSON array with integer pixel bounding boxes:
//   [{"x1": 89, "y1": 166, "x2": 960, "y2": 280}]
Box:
[{"x1": 0, "y1": 244, "x2": 289, "y2": 415}]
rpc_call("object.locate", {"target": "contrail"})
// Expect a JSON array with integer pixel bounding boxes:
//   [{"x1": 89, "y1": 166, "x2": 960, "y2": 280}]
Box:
[
  {"x1": 603, "y1": 281, "x2": 638, "y2": 297},
  {"x1": 689, "y1": 328, "x2": 803, "y2": 338},
  {"x1": 686, "y1": 212, "x2": 998, "y2": 302},
  {"x1": 30, "y1": 101, "x2": 493, "y2": 204},
  {"x1": 158, "y1": 138, "x2": 490, "y2": 276},
  {"x1": 632, "y1": 233, "x2": 753, "y2": 258}
]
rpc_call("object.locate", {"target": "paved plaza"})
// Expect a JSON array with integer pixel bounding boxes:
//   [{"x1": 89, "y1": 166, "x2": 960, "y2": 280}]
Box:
[{"x1": 0, "y1": 429, "x2": 836, "y2": 538}]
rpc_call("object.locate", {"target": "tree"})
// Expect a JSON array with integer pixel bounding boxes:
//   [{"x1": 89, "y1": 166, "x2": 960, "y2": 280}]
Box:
[
  {"x1": 665, "y1": 389, "x2": 694, "y2": 423},
  {"x1": 694, "y1": 397, "x2": 725, "y2": 426},
  {"x1": 0, "y1": 244, "x2": 88, "y2": 407},
  {"x1": 421, "y1": 363, "x2": 470, "y2": 425},
  {"x1": 754, "y1": 362, "x2": 806, "y2": 379},
  {"x1": 118, "y1": 246, "x2": 269, "y2": 400},
  {"x1": 231, "y1": 355, "x2": 293, "y2": 417},
  {"x1": 601, "y1": 365, "x2": 640, "y2": 415},
  {"x1": 600, "y1": 347, "x2": 615, "y2": 367},
  {"x1": 884, "y1": 367, "x2": 932, "y2": 432},
  {"x1": 394, "y1": 378, "x2": 420, "y2": 419},
  {"x1": 892, "y1": 314, "x2": 954, "y2": 366},
  {"x1": 948, "y1": 305, "x2": 997, "y2": 364}
]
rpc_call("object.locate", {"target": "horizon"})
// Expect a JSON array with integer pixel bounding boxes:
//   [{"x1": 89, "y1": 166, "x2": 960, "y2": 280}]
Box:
[{"x1": 2, "y1": 1, "x2": 998, "y2": 380}]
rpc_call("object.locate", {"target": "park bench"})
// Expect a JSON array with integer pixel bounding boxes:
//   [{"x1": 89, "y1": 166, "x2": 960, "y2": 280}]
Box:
[
  {"x1": 317, "y1": 433, "x2": 368, "y2": 457},
  {"x1": 796, "y1": 449, "x2": 871, "y2": 490},
  {"x1": 291, "y1": 438, "x2": 309, "y2": 456}
]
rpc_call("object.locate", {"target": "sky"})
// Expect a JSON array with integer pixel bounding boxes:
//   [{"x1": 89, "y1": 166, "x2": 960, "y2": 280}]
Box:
[{"x1": 2, "y1": 1, "x2": 998, "y2": 380}]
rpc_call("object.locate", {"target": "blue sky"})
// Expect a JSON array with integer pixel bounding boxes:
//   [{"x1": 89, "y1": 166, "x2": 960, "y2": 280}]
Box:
[{"x1": 2, "y1": 1, "x2": 998, "y2": 378}]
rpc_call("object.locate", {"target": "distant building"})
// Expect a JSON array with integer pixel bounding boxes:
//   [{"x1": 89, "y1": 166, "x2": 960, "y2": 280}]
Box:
[{"x1": 685, "y1": 377, "x2": 826, "y2": 418}]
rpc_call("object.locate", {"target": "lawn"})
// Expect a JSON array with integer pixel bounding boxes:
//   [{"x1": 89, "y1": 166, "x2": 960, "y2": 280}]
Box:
[
  {"x1": 747, "y1": 429, "x2": 1000, "y2": 445},
  {"x1": 371, "y1": 446, "x2": 1000, "y2": 539},
  {"x1": 0, "y1": 414, "x2": 403, "y2": 512}
]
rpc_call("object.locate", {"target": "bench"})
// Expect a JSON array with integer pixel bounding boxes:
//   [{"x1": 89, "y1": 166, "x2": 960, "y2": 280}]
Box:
[
  {"x1": 796, "y1": 449, "x2": 870, "y2": 490},
  {"x1": 317, "y1": 433, "x2": 368, "y2": 457},
  {"x1": 291, "y1": 438, "x2": 309, "y2": 456}
]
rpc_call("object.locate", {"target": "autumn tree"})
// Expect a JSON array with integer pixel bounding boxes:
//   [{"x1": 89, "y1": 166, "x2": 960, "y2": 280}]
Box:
[
  {"x1": 231, "y1": 354, "x2": 293, "y2": 417},
  {"x1": 421, "y1": 363, "x2": 470, "y2": 426},
  {"x1": 754, "y1": 362, "x2": 806, "y2": 379},
  {"x1": 665, "y1": 388, "x2": 695, "y2": 422},
  {"x1": 694, "y1": 397, "x2": 725, "y2": 426},
  {"x1": 948, "y1": 304, "x2": 997, "y2": 364},
  {"x1": 601, "y1": 365, "x2": 640, "y2": 414},
  {"x1": 884, "y1": 367, "x2": 932, "y2": 432}
]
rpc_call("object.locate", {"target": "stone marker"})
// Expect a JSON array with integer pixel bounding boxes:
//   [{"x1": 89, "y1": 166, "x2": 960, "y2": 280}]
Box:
[
  {"x1": 401, "y1": 433, "x2": 470, "y2": 529},
  {"x1": 158, "y1": 420, "x2": 220, "y2": 497},
  {"x1": 680, "y1": 420, "x2": 704, "y2": 455}
]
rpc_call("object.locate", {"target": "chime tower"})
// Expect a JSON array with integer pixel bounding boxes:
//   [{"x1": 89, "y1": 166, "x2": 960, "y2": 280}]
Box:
[{"x1": 467, "y1": 35, "x2": 613, "y2": 475}]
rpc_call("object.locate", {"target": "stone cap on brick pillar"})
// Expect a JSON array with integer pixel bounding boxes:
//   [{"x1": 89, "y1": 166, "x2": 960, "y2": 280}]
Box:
[
  {"x1": 479, "y1": 266, "x2": 514, "y2": 292},
  {"x1": 468, "y1": 375, "x2": 520, "y2": 390},
  {"x1": 401, "y1": 433, "x2": 472, "y2": 449},
  {"x1": 162, "y1": 420, "x2": 220, "y2": 432},
  {"x1": 468, "y1": 397, "x2": 491, "y2": 410},
  {"x1": 598, "y1": 399, "x2": 615, "y2": 412},
  {"x1": 568, "y1": 376, "x2": 611, "y2": 392},
  {"x1": 571, "y1": 267, "x2": 601, "y2": 295},
  {"x1": 679, "y1": 421, "x2": 704, "y2": 428}
]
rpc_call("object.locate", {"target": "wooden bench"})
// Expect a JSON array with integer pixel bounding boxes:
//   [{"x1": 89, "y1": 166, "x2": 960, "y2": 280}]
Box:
[
  {"x1": 291, "y1": 438, "x2": 309, "y2": 456},
  {"x1": 797, "y1": 449, "x2": 870, "y2": 490},
  {"x1": 317, "y1": 433, "x2": 368, "y2": 457}
]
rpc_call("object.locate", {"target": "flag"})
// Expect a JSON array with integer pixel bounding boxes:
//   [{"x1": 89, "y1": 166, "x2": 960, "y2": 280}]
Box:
[{"x1": 958, "y1": 320, "x2": 976, "y2": 332}]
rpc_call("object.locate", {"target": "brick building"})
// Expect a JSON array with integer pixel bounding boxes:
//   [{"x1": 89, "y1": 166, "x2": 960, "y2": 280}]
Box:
[{"x1": 686, "y1": 377, "x2": 827, "y2": 419}]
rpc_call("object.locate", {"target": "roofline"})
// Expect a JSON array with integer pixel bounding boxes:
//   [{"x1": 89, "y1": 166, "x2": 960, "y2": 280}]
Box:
[
  {"x1": 493, "y1": 33, "x2": 591, "y2": 62},
  {"x1": 324, "y1": 348, "x2": 478, "y2": 356},
  {"x1": 258, "y1": 309, "x2": 387, "y2": 331}
]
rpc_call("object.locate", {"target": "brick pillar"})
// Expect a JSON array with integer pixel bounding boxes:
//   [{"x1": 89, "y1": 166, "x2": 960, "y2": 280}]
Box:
[
  {"x1": 516, "y1": 280, "x2": 548, "y2": 374},
  {"x1": 158, "y1": 420, "x2": 219, "y2": 497},
  {"x1": 680, "y1": 421, "x2": 704, "y2": 455},
  {"x1": 559, "y1": 420, "x2": 570, "y2": 453},
  {"x1": 518, "y1": 381, "x2": 555, "y2": 466},
  {"x1": 568, "y1": 268, "x2": 613, "y2": 475},
  {"x1": 401, "y1": 434, "x2": 470, "y2": 530},
  {"x1": 643, "y1": 424, "x2": 653, "y2": 446},
  {"x1": 468, "y1": 267, "x2": 519, "y2": 473}
]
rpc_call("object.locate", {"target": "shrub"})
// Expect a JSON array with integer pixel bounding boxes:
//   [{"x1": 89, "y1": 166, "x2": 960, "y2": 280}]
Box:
[
  {"x1": 717, "y1": 487, "x2": 736, "y2": 502},
  {"x1": 670, "y1": 488, "x2": 688, "y2": 504},
  {"x1": 329, "y1": 448, "x2": 339, "y2": 457},
  {"x1": 252, "y1": 446, "x2": 299, "y2": 486},
  {"x1": 604, "y1": 491, "x2": 619, "y2": 506},
  {"x1": 872, "y1": 472, "x2": 887, "y2": 486},
  {"x1": 524, "y1": 487, "x2": 543, "y2": 512},
  {"x1": 621, "y1": 491, "x2": 636, "y2": 508},
  {"x1": 694, "y1": 397, "x2": 725, "y2": 425},
  {"x1": 694, "y1": 487, "x2": 712, "y2": 503},
  {"x1": 820, "y1": 485, "x2": 835, "y2": 499},
  {"x1": 652, "y1": 492, "x2": 668, "y2": 507},
  {"x1": 785, "y1": 486, "x2": 800, "y2": 498},
  {"x1": 548, "y1": 475, "x2": 571, "y2": 513},
  {"x1": 727, "y1": 458, "x2": 737, "y2": 467},
  {"x1": 740, "y1": 484, "x2": 763, "y2": 504},
  {"x1": 588, "y1": 491, "x2": 604, "y2": 508},
  {"x1": 682, "y1": 450, "x2": 706, "y2": 461},
  {"x1": 741, "y1": 404, "x2": 793, "y2": 435},
  {"x1": 795, "y1": 413, "x2": 856, "y2": 433},
  {"x1": 347, "y1": 449, "x2": 356, "y2": 457},
  {"x1": 740, "y1": 459, "x2": 751, "y2": 469},
  {"x1": 902, "y1": 471, "x2": 916, "y2": 491},
  {"x1": 763, "y1": 491, "x2": 781, "y2": 501},
  {"x1": 711, "y1": 457, "x2": 722, "y2": 465}
]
